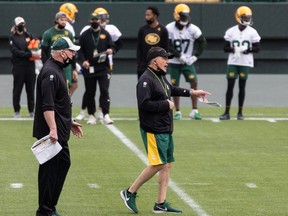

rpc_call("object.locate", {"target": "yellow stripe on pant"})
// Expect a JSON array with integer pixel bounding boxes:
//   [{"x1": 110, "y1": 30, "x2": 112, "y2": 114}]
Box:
[{"x1": 147, "y1": 132, "x2": 162, "y2": 165}]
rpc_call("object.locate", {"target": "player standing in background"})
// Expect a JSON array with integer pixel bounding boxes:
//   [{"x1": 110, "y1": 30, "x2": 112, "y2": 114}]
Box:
[
  {"x1": 219, "y1": 6, "x2": 260, "y2": 120},
  {"x1": 76, "y1": 7, "x2": 123, "y2": 122},
  {"x1": 59, "y1": 2, "x2": 79, "y2": 96},
  {"x1": 41, "y1": 12, "x2": 76, "y2": 96},
  {"x1": 136, "y1": 6, "x2": 169, "y2": 80},
  {"x1": 166, "y1": 4, "x2": 206, "y2": 120}
]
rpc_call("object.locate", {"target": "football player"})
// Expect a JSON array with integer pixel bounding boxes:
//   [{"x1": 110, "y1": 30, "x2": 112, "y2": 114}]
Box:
[
  {"x1": 166, "y1": 4, "x2": 206, "y2": 120},
  {"x1": 59, "y1": 2, "x2": 79, "y2": 96},
  {"x1": 219, "y1": 6, "x2": 260, "y2": 120}
]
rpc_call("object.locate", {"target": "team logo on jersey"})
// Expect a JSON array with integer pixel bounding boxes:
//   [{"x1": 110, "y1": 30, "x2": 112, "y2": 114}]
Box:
[
  {"x1": 143, "y1": 82, "x2": 147, "y2": 88},
  {"x1": 145, "y1": 33, "x2": 160, "y2": 45},
  {"x1": 100, "y1": 34, "x2": 106, "y2": 39},
  {"x1": 49, "y1": 75, "x2": 54, "y2": 81}
]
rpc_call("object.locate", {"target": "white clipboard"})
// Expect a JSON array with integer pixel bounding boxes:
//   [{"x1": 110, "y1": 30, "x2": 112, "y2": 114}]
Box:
[{"x1": 31, "y1": 135, "x2": 62, "y2": 165}]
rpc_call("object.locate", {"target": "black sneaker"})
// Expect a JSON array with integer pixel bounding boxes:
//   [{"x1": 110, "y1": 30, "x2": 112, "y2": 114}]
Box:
[
  {"x1": 237, "y1": 113, "x2": 244, "y2": 120},
  {"x1": 153, "y1": 200, "x2": 182, "y2": 214},
  {"x1": 120, "y1": 189, "x2": 138, "y2": 213},
  {"x1": 219, "y1": 113, "x2": 230, "y2": 120}
]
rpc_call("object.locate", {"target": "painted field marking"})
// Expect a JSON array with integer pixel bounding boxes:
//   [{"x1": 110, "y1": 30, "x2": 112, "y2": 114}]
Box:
[
  {"x1": 246, "y1": 183, "x2": 257, "y2": 189},
  {"x1": 10, "y1": 183, "x2": 23, "y2": 189},
  {"x1": 106, "y1": 124, "x2": 209, "y2": 216},
  {"x1": 87, "y1": 183, "x2": 100, "y2": 189}
]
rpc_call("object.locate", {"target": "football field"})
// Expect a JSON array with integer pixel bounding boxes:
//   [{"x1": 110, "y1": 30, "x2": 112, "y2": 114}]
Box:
[{"x1": 0, "y1": 107, "x2": 288, "y2": 216}]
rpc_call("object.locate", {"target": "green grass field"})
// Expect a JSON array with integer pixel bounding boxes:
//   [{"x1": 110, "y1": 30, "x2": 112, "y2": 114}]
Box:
[{"x1": 0, "y1": 107, "x2": 287, "y2": 216}]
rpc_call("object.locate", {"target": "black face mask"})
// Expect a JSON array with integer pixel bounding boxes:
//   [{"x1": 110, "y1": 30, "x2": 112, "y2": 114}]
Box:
[
  {"x1": 63, "y1": 57, "x2": 72, "y2": 68},
  {"x1": 17, "y1": 25, "x2": 24, "y2": 32},
  {"x1": 57, "y1": 24, "x2": 65, "y2": 30},
  {"x1": 146, "y1": 18, "x2": 154, "y2": 25},
  {"x1": 91, "y1": 22, "x2": 99, "y2": 29}
]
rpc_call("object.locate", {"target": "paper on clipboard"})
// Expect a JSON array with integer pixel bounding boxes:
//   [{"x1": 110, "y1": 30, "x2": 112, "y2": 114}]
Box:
[
  {"x1": 198, "y1": 97, "x2": 222, "y2": 107},
  {"x1": 31, "y1": 135, "x2": 62, "y2": 165}
]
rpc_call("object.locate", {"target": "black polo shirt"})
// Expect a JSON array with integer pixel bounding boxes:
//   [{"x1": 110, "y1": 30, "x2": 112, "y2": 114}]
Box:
[{"x1": 33, "y1": 58, "x2": 72, "y2": 142}]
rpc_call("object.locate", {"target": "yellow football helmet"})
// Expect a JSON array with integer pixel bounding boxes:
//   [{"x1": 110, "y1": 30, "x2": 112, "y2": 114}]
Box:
[
  {"x1": 235, "y1": 6, "x2": 253, "y2": 26},
  {"x1": 91, "y1": 7, "x2": 110, "y2": 27},
  {"x1": 59, "y1": 3, "x2": 78, "y2": 23},
  {"x1": 174, "y1": 4, "x2": 190, "y2": 26}
]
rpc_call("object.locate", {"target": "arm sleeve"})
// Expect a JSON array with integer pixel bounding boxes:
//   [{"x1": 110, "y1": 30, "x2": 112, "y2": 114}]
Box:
[
  {"x1": 224, "y1": 40, "x2": 234, "y2": 53},
  {"x1": 194, "y1": 35, "x2": 207, "y2": 57},
  {"x1": 112, "y1": 37, "x2": 123, "y2": 54},
  {"x1": 247, "y1": 42, "x2": 260, "y2": 53},
  {"x1": 168, "y1": 39, "x2": 181, "y2": 58},
  {"x1": 137, "y1": 78, "x2": 170, "y2": 113}
]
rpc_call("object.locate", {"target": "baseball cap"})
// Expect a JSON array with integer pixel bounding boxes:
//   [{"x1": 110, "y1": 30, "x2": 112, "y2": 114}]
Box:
[
  {"x1": 55, "y1": 12, "x2": 67, "y2": 20},
  {"x1": 51, "y1": 37, "x2": 80, "y2": 51},
  {"x1": 14, "y1": 17, "x2": 25, "y2": 26},
  {"x1": 146, "y1": 47, "x2": 174, "y2": 63}
]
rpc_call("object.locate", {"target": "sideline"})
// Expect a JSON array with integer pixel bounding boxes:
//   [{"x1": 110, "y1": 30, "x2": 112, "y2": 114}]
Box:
[{"x1": 106, "y1": 124, "x2": 210, "y2": 216}]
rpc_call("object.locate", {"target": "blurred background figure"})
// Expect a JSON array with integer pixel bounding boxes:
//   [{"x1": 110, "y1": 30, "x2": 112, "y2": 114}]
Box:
[
  {"x1": 9, "y1": 17, "x2": 41, "y2": 118},
  {"x1": 77, "y1": 9, "x2": 114, "y2": 125},
  {"x1": 136, "y1": 6, "x2": 169, "y2": 80},
  {"x1": 59, "y1": 2, "x2": 79, "y2": 96},
  {"x1": 76, "y1": 7, "x2": 123, "y2": 122},
  {"x1": 219, "y1": 6, "x2": 260, "y2": 121},
  {"x1": 41, "y1": 12, "x2": 76, "y2": 96},
  {"x1": 166, "y1": 3, "x2": 206, "y2": 120}
]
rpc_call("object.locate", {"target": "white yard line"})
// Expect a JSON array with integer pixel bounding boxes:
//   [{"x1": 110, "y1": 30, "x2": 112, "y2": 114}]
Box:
[
  {"x1": 106, "y1": 124, "x2": 210, "y2": 216},
  {"x1": 1, "y1": 117, "x2": 288, "y2": 122}
]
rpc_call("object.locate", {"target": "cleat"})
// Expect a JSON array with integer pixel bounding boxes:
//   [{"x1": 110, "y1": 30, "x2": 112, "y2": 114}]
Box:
[
  {"x1": 173, "y1": 111, "x2": 182, "y2": 120},
  {"x1": 153, "y1": 200, "x2": 182, "y2": 214},
  {"x1": 189, "y1": 110, "x2": 202, "y2": 120},
  {"x1": 237, "y1": 113, "x2": 244, "y2": 120},
  {"x1": 219, "y1": 113, "x2": 230, "y2": 120},
  {"x1": 87, "y1": 115, "x2": 96, "y2": 125},
  {"x1": 120, "y1": 189, "x2": 138, "y2": 213}
]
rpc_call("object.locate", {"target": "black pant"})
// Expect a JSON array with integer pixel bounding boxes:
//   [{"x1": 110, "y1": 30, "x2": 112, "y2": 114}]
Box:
[
  {"x1": 12, "y1": 64, "x2": 36, "y2": 113},
  {"x1": 83, "y1": 73, "x2": 110, "y2": 116},
  {"x1": 36, "y1": 142, "x2": 71, "y2": 216}
]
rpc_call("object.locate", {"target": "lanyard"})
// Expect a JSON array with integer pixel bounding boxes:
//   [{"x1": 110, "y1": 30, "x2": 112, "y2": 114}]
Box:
[
  {"x1": 91, "y1": 29, "x2": 100, "y2": 49},
  {"x1": 148, "y1": 68, "x2": 168, "y2": 97}
]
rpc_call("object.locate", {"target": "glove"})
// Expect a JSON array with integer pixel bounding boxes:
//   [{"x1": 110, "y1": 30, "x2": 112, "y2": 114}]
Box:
[
  {"x1": 233, "y1": 46, "x2": 241, "y2": 59},
  {"x1": 185, "y1": 56, "x2": 198, "y2": 65},
  {"x1": 179, "y1": 55, "x2": 188, "y2": 64},
  {"x1": 239, "y1": 45, "x2": 248, "y2": 53}
]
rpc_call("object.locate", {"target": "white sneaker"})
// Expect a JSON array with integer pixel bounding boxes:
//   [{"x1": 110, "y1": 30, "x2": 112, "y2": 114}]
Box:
[
  {"x1": 87, "y1": 115, "x2": 96, "y2": 125},
  {"x1": 95, "y1": 110, "x2": 104, "y2": 121},
  {"x1": 103, "y1": 114, "x2": 113, "y2": 125},
  {"x1": 14, "y1": 112, "x2": 21, "y2": 118},
  {"x1": 75, "y1": 110, "x2": 86, "y2": 121}
]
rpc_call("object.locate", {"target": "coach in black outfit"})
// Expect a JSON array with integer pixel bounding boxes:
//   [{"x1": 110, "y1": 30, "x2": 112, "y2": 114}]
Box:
[
  {"x1": 9, "y1": 17, "x2": 41, "y2": 118},
  {"x1": 33, "y1": 37, "x2": 83, "y2": 216},
  {"x1": 78, "y1": 10, "x2": 114, "y2": 125}
]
